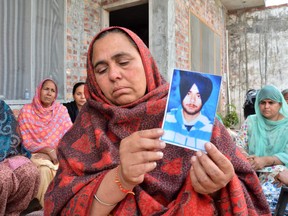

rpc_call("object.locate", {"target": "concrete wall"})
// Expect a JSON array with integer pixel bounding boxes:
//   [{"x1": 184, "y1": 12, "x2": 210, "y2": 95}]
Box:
[
  {"x1": 227, "y1": 5, "x2": 288, "y2": 126},
  {"x1": 149, "y1": 0, "x2": 175, "y2": 81}
]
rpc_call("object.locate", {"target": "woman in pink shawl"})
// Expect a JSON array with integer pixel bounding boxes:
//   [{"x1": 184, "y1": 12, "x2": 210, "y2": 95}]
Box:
[{"x1": 18, "y1": 78, "x2": 72, "y2": 207}]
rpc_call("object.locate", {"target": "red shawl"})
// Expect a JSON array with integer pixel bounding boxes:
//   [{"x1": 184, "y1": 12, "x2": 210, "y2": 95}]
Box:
[{"x1": 44, "y1": 27, "x2": 271, "y2": 216}]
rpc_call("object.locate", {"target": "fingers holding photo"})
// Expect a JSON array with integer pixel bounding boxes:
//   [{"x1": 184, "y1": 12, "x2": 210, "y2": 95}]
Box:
[{"x1": 190, "y1": 142, "x2": 235, "y2": 194}]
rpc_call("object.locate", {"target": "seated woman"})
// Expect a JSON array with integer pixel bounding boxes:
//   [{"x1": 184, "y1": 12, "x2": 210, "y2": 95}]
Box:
[
  {"x1": 18, "y1": 78, "x2": 72, "y2": 207},
  {"x1": 0, "y1": 100, "x2": 40, "y2": 215},
  {"x1": 44, "y1": 27, "x2": 270, "y2": 215},
  {"x1": 63, "y1": 81, "x2": 86, "y2": 123},
  {"x1": 236, "y1": 85, "x2": 288, "y2": 213}
]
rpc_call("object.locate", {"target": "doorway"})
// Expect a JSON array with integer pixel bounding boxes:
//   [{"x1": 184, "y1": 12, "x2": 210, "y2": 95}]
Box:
[{"x1": 109, "y1": 3, "x2": 149, "y2": 47}]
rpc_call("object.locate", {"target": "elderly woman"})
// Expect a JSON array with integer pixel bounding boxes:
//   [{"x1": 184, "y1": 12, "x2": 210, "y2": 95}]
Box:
[
  {"x1": 236, "y1": 85, "x2": 288, "y2": 213},
  {"x1": 18, "y1": 78, "x2": 72, "y2": 207},
  {"x1": 0, "y1": 100, "x2": 40, "y2": 215},
  {"x1": 44, "y1": 27, "x2": 270, "y2": 215}
]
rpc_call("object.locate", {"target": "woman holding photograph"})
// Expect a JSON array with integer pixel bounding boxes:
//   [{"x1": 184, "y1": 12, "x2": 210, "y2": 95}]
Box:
[{"x1": 45, "y1": 26, "x2": 270, "y2": 215}]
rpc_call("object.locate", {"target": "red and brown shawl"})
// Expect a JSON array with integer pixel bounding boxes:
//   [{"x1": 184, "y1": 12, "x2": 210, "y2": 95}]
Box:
[{"x1": 44, "y1": 27, "x2": 271, "y2": 216}]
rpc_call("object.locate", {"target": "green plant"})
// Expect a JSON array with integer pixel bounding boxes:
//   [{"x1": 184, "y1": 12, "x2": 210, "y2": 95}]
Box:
[{"x1": 219, "y1": 104, "x2": 239, "y2": 128}]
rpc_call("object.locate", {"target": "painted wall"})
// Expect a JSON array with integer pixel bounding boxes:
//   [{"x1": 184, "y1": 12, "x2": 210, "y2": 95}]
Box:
[{"x1": 227, "y1": 5, "x2": 288, "y2": 126}]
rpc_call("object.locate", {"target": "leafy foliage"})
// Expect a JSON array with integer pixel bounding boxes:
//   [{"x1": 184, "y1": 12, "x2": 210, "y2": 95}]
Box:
[{"x1": 218, "y1": 104, "x2": 239, "y2": 128}]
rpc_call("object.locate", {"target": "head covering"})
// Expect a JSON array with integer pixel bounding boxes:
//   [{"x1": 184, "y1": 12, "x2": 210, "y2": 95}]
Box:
[
  {"x1": 45, "y1": 27, "x2": 270, "y2": 215},
  {"x1": 247, "y1": 85, "x2": 288, "y2": 166},
  {"x1": 179, "y1": 71, "x2": 212, "y2": 106},
  {"x1": 0, "y1": 100, "x2": 30, "y2": 161},
  {"x1": 281, "y1": 88, "x2": 288, "y2": 96},
  {"x1": 18, "y1": 79, "x2": 72, "y2": 152},
  {"x1": 243, "y1": 89, "x2": 259, "y2": 119}
]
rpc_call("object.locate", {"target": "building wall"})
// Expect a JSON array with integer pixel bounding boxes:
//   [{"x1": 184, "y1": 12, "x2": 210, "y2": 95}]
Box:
[
  {"x1": 227, "y1": 5, "x2": 288, "y2": 125},
  {"x1": 173, "y1": 0, "x2": 228, "y2": 113},
  {"x1": 10, "y1": 0, "x2": 101, "y2": 116},
  {"x1": 11, "y1": 0, "x2": 229, "y2": 117},
  {"x1": 65, "y1": 0, "x2": 101, "y2": 99},
  {"x1": 65, "y1": 0, "x2": 228, "y2": 102},
  {"x1": 10, "y1": 1, "x2": 288, "y2": 128}
]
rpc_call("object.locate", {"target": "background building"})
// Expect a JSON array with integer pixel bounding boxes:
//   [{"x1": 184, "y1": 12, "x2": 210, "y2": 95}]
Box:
[{"x1": 1, "y1": 0, "x2": 288, "y2": 127}]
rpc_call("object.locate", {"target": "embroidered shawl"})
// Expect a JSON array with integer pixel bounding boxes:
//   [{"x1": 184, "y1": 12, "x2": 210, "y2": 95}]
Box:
[
  {"x1": 0, "y1": 100, "x2": 30, "y2": 161},
  {"x1": 44, "y1": 27, "x2": 271, "y2": 216},
  {"x1": 18, "y1": 79, "x2": 72, "y2": 152}
]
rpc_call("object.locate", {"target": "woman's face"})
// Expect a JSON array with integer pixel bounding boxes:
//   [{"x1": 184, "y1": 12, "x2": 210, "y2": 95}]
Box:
[
  {"x1": 259, "y1": 99, "x2": 282, "y2": 120},
  {"x1": 92, "y1": 32, "x2": 147, "y2": 105},
  {"x1": 73, "y1": 84, "x2": 86, "y2": 107},
  {"x1": 40, "y1": 80, "x2": 57, "y2": 107}
]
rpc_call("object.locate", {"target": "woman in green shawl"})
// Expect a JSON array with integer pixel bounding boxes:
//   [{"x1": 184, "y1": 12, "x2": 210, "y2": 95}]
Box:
[{"x1": 236, "y1": 85, "x2": 288, "y2": 213}]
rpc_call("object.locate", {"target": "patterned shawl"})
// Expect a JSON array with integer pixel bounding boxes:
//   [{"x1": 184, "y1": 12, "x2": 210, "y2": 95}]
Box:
[
  {"x1": 247, "y1": 85, "x2": 288, "y2": 166},
  {"x1": 18, "y1": 79, "x2": 72, "y2": 152},
  {"x1": 44, "y1": 27, "x2": 270, "y2": 216},
  {"x1": 0, "y1": 100, "x2": 30, "y2": 161}
]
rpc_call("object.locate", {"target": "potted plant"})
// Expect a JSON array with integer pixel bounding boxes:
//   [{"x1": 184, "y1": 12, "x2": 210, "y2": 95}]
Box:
[{"x1": 218, "y1": 104, "x2": 239, "y2": 129}]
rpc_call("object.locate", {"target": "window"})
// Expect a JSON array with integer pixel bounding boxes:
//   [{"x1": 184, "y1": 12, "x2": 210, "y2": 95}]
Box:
[
  {"x1": 190, "y1": 13, "x2": 221, "y2": 75},
  {"x1": 0, "y1": 0, "x2": 65, "y2": 101}
]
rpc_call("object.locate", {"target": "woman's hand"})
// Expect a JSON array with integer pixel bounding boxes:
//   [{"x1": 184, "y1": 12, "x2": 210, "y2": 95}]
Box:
[
  {"x1": 274, "y1": 170, "x2": 288, "y2": 187},
  {"x1": 247, "y1": 155, "x2": 272, "y2": 170},
  {"x1": 190, "y1": 142, "x2": 235, "y2": 196},
  {"x1": 47, "y1": 149, "x2": 59, "y2": 165},
  {"x1": 32, "y1": 152, "x2": 51, "y2": 160},
  {"x1": 118, "y1": 128, "x2": 166, "y2": 190},
  {"x1": 35, "y1": 148, "x2": 59, "y2": 165}
]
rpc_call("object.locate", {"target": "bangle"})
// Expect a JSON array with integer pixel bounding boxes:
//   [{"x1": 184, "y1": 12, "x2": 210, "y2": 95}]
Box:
[
  {"x1": 115, "y1": 166, "x2": 135, "y2": 195},
  {"x1": 93, "y1": 194, "x2": 117, "y2": 206}
]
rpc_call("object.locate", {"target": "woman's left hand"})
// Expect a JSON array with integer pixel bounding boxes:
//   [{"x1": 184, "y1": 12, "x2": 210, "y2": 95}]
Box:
[{"x1": 190, "y1": 142, "x2": 235, "y2": 196}]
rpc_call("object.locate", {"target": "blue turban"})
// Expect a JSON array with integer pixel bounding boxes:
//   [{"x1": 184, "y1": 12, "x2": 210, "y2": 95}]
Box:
[{"x1": 179, "y1": 71, "x2": 213, "y2": 106}]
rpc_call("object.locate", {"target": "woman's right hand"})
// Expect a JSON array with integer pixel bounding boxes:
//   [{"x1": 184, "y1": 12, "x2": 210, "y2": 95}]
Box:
[
  {"x1": 274, "y1": 170, "x2": 288, "y2": 186},
  {"x1": 118, "y1": 128, "x2": 166, "y2": 190}
]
